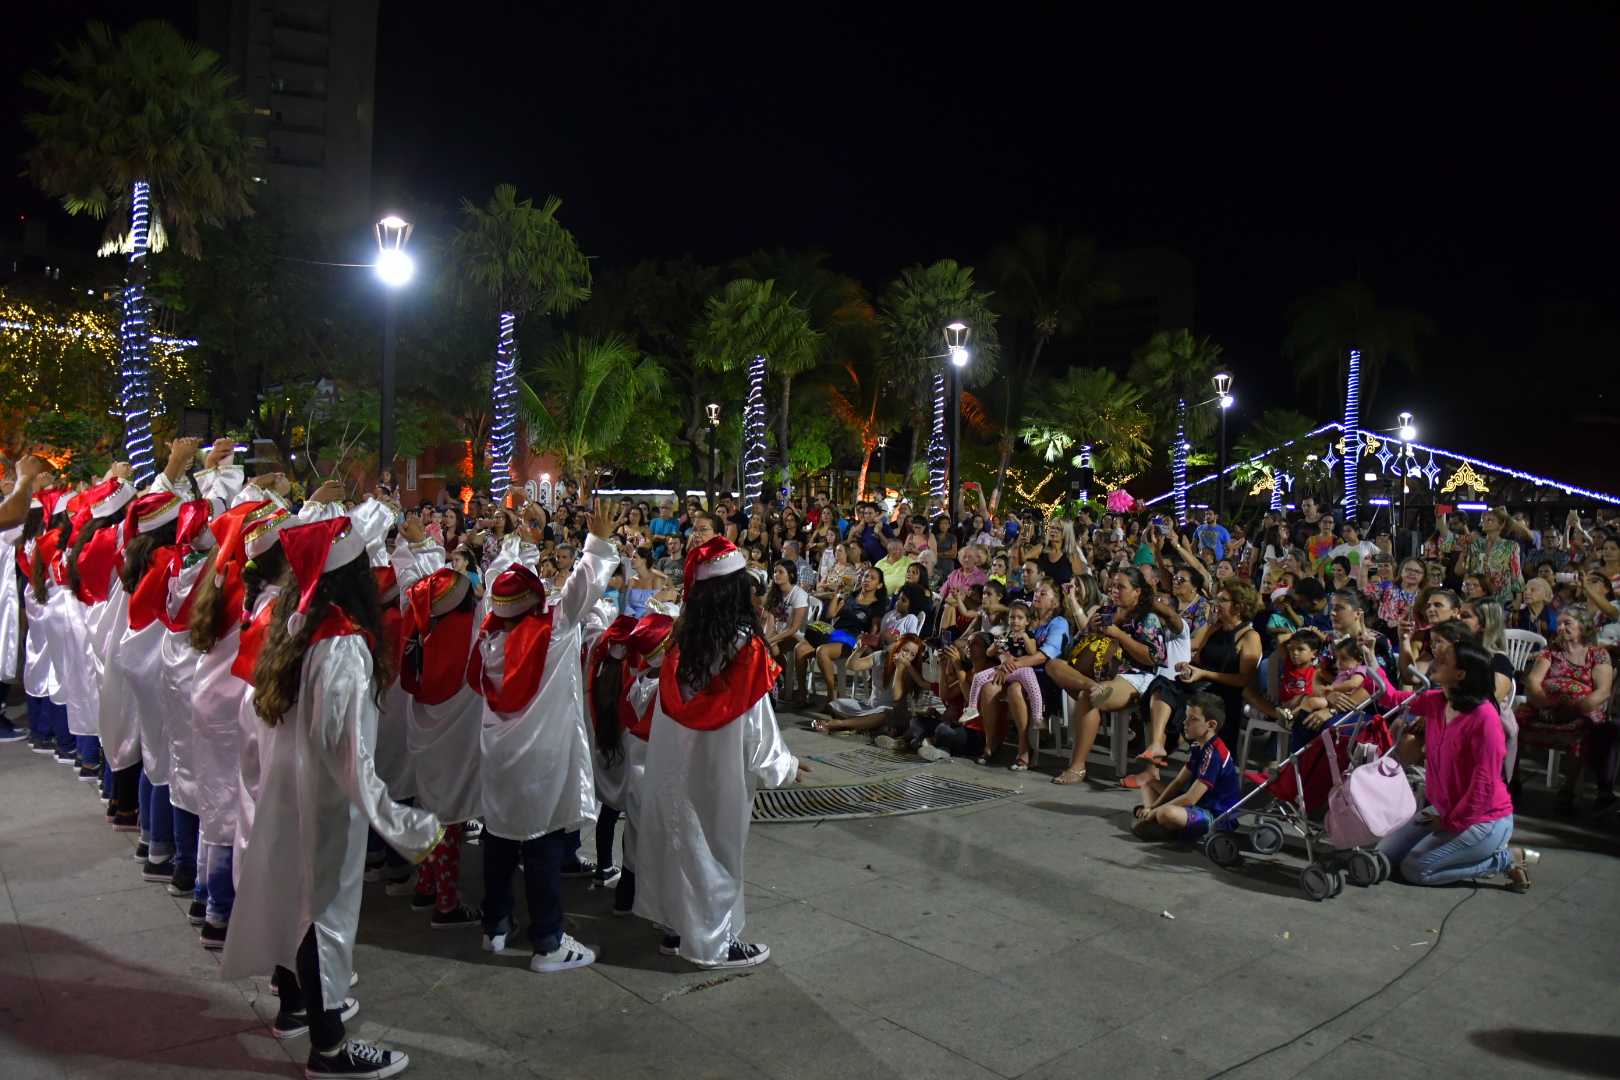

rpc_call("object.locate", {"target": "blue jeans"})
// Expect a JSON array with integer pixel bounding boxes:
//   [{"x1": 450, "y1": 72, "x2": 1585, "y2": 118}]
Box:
[
  {"x1": 50, "y1": 699, "x2": 74, "y2": 755},
  {"x1": 1377, "y1": 812, "x2": 1514, "y2": 885},
  {"x1": 481, "y1": 829, "x2": 569, "y2": 953},
  {"x1": 140, "y1": 771, "x2": 158, "y2": 849},
  {"x1": 172, "y1": 806, "x2": 199, "y2": 873},
  {"x1": 26, "y1": 694, "x2": 50, "y2": 740},
  {"x1": 78, "y1": 735, "x2": 101, "y2": 768},
  {"x1": 199, "y1": 843, "x2": 234, "y2": 924}
]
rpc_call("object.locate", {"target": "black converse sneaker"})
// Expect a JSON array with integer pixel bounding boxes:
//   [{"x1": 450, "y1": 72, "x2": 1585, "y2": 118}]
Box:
[
  {"x1": 167, "y1": 865, "x2": 197, "y2": 897},
  {"x1": 199, "y1": 921, "x2": 228, "y2": 949},
  {"x1": 592, "y1": 863, "x2": 622, "y2": 887},
  {"x1": 187, "y1": 900, "x2": 207, "y2": 926},
  {"x1": 141, "y1": 859, "x2": 174, "y2": 883},
  {"x1": 133, "y1": 842, "x2": 150, "y2": 861},
  {"x1": 529, "y1": 933, "x2": 596, "y2": 972},
  {"x1": 429, "y1": 903, "x2": 482, "y2": 930},
  {"x1": 559, "y1": 857, "x2": 598, "y2": 879},
  {"x1": 659, "y1": 932, "x2": 681, "y2": 956},
  {"x1": 30, "y1": 734, "x2": 55, "y2": 754},
  {"x1": 698, "y1": 939, "x2": 771, "y2": 970},
  {"x1": 305, "y1": 1039, "x2": 408, "y2": 1079},
  {"x1": 273, "y1": 996, "x2": 359, "y2": 1040},
  {"x1": 409, "y1": 892, "x2": 434, "y2": 911}
]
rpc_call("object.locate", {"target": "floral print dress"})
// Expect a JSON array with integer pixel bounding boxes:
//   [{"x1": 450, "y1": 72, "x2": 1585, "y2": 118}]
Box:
[
  {"x1": 1516, "y1": 645, "x2": 1612, "y2": 755},
  {"x1": 1465, "y1": 536, "x2": 1524, "y2": 605}
]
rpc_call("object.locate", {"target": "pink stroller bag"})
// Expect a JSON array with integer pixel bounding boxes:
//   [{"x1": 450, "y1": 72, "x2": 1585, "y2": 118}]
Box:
[{"x1": 1323, "y1": 731, "x2": 1416, "y2": 849}]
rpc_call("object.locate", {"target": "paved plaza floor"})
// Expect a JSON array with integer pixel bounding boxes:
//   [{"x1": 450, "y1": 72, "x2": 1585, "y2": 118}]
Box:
[{"x1": 1, "y1": 708, "x2": 1616, "y2": 1080}]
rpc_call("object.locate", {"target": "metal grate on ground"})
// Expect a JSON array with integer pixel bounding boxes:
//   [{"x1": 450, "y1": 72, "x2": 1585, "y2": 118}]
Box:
[
  {"x1": 753, "y1": 773, "x2": 1020, "y2": 822},
  {"x1": 811, "y1": 745, "x2": 929, "y2": 777}
]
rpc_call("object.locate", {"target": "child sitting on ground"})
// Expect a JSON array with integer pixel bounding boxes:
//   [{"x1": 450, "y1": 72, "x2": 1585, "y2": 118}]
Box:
[
  {"x1": 888, "y1": 632, "x2": 996, "y2": 761},
  {"x1": 1130, "y1": 693, "x2": 1239, "y2": 842}
]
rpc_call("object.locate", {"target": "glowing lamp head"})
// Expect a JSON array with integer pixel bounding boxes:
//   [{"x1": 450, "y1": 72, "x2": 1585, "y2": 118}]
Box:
[
  {"x1": 705, "y1": 402, "x2": 721, "y2": 426},
  {"x1": 949, "y1": 346, "x2": 970, "y2": 368},
  {"x1": 375, "y1": 249, "x2": 414, "y2": 286},
  {"x1": 1398, "y1": 412, "x2": 1416, "y2": 442},
  {"x1": 877, "y1": 435, "x2": 888, "y2": 449},
  {"x1": 943, "y1": 321, "x2": 971, "y2": 360},
  {"x1": 1219, "y1": 394, "x2": 1234, "y2": 409}
]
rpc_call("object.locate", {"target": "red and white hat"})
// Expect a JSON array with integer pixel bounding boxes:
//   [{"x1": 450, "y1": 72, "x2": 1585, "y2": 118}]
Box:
[
  {"x1": 175, "y1": 499, "x2": 214, "y2": 552},
  {"x1": 91, "y1": 478, "x2": 135, "y2": 520},
  {"x1": 278, "y1": 516, "x2": 369, "y2": 636},
  {"x1": 125, "y1": 491, "x2": 184, "y2": 543},
  {"x1": 417, "y1": 567, "x2": 471, "y2": 620},
  {"x1": 683, "y1": 535, "x2": 747, "y2": 585},
  {"x1": 31, "y1": 485, "x2": 67, "y2": 518},
  {"x1": 489, "y1": 565, "x2": 546, "y2": 619},
  {"x1": 243, "y1": 501, "x2": 292, "y2": 559},
  {"x1": 627, "y1": 611, "x2": 675, "y2": 663}
]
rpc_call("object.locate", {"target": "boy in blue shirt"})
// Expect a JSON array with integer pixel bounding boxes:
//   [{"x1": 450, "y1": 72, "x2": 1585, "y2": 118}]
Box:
[{"x1": 1131, "y1": 693, "x2": 1240, "y2": 842}]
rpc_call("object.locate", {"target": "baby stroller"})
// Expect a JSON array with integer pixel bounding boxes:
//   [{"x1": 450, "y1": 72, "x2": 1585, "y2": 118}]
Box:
[{"x1": 1202, "y1": 692, "x2": 1418, "y2": 900}]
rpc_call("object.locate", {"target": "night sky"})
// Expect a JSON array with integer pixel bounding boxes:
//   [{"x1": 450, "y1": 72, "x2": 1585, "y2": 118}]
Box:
[{"x1": 6, "y1": 4, "x2": 1618, "y2": 492}]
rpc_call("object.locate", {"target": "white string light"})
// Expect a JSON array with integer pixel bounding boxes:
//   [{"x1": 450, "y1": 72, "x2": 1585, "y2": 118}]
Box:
[
  {"x1": 490, "y1": 311, "x2": 519, "y2": 502},
  {"x1": 120, "y1": 180, "x2": 156, "y2": 485},
  {"x1": 1342, "y1": 349, "x2": 1361, "y2": 521},
  {"x1": 742, "y1": 354, "x2": 767, "y2": 503},
  {"x1": 929, "y1": 372, "x2": 947, "y2": 505}
]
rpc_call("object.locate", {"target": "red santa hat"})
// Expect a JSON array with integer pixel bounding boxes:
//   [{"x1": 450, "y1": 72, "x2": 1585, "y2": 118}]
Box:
[
  {"x1": 489, "y1": 564, "x2": 546, "y2": 619},
  {"x1": 597, "y1": 613, "x2": 639, "y2": 659},
  {"x1": 408, "y1": 567, "x2": 471, "y2": 626},
  {"x1": 683, "y1": 535, "x2": 747, "y2": 586},
  {"x1": 30, "y1": 485, "x2": 67, "y2": 519},
  {"x1": 175, "y1": 499, "x2": 214, "y2": 552},
  {"x1": 375, "y1": 564, "x2": 400, "y2": 605},
  {"x1": 627, "y1": 611, "x2": 675, "y2": 663},
  {"x1": 124, "y1": 490, "x2": 184, "y2": 544},
  {"x1": 243, "y1": 501, "x2": 292, "y2": 559},
  {"x1": 279, "y1": 515, "x2": 368, "y2": 636},
  {"x1": 91, "y1": 478, "x2": 135, "y2": 520}
]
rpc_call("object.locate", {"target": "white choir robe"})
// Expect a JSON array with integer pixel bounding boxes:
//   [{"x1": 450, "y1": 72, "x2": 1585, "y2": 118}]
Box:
[
  {"x1": 220, "y1": 634, "x2": 440, "y2": 1008},
  {"x1": 595, "y1": 664, "x2": 658, "y2": 873},
  {"x1": 21, "y1": 541, "x2": 60, "y2": 704},
  {"x1": 231, "y1": 586, "x2": 279, "y2": 880},
  {"x1": 0, "y1": 524, "x2": 23, "y2": 683},
  {"x1": 163, "y1": 557, "x2": 210, "y2": 818},
  {"x1": 376, "y1": 537, "x2": 447, "y2": 802},
  {"x1": 43, "y1": 583, "x2": 75, "y2": 714},
  {"x1": 476, "y1": 533, "x2": 615, "y2": 842},
  {"x1": 89, "y1": 572, "x2": 142, "y2": 771},
  {"x1": 634, "y1": 663, "x2": 798, "y2": 966}
]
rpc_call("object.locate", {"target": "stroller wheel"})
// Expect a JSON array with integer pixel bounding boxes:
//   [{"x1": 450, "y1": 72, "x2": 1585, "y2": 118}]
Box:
[
  {"x1": 1329, "y1": 868, "x2": 1346, "y2": 897},
  {"x1": 1250, "y1": 822, "x2": 1285, "y2": 856},
  {"x1": 1205, "y1": 830, "x2": 1242, "y2": 868},
  {"x1": 1373, "y1": 850, "x2": 1392, "y2": 883},
  {"x1": 1346, "y1": 850, "x2": 1382, "y2": 888},
  {"x1": 1300, "y1": 864, "x2": 1336, "y2": 901}
]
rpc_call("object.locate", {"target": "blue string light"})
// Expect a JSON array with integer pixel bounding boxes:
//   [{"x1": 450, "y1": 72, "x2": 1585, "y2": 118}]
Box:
[
  {"x1": 119, "y1": 180, "x2": 156, "y2": 486},
  {"x1": 1172, "y1": 398, "x2": 1188, "y2": 519},
  {"x1": 490, "y1": 311, "x2": 519, "y2": 502},
  {"x1": 743, "y1": 354, "x2": 767, "y2": 503},
  {"x1": 1343, "y1": 348, "x2": 1361, "y2": 522},
  {"x1": 929, "y1": 373, "x2": 947, "y2": 505}
]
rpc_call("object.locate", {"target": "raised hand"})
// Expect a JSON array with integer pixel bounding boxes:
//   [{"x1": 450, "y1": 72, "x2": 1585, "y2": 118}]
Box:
[
  {"x1": 309, "y1": 479, "x2": 348, "y2": 505},
  {"x1": 587, "y1": 498, "x2": 618, "y2": 541},
  {"x1": 397, "y1": 511, "x2": 426, "y2": 545},
  {"x1": 204, "y1": 437, "x2": 237, "y2": 470}
]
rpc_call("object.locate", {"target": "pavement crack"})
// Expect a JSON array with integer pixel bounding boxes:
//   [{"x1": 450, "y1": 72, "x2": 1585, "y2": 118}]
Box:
[{"x1": 661, "y1": 972, "x2": 753, "y2": 999}]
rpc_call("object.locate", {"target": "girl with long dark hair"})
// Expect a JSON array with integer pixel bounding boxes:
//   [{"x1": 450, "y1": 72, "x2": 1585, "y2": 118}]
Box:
[
  {"x1": 221, "y1": 516, "x2": 440, "y2": 1077},
  {"x1": 636, "y1": 535, "x2": 806, "y2": 969}
]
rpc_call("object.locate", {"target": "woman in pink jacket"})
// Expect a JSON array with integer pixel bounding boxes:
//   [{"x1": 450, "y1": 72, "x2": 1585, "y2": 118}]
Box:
[{"x1": 1380, "y1": 640, "x2": 1537, "y2": 892}]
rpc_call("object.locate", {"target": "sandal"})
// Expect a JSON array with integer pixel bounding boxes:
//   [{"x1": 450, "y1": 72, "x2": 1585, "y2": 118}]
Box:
[
  {"x1": 1052, "y1": 768, "x2": 1087, "y2": 785},
  {"x1": 1505, "y1": 846, "x2": 1540, "y2": 893},
  {"x1": 809, "y1": 719, "x2": 830, "y2": 733},
  {"x1": 1010, "y1": 756, "x2": 1030, "y2": 772},
  {"x1": 1118, "y1": 774, "x2": 1144, "y2": 790},
  {"x1": 976, "y1": 754, "x2": 992, "y2": 766}
]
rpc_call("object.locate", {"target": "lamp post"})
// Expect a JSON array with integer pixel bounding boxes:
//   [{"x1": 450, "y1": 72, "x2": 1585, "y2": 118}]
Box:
[
  {"x1": 706, "y1": 402, "x2": 721, "y2": 509},
  {"x1": 876, "y1": 434, "x2": 889, "y2": 506},
  {"x1": 945, "y1": 321, "x2": 971, "y2": 524},
  {"x1": 1397, "y1": 411, "x2": 1416, "y2": 556},
  {"x1": 374, "y1": 215, "x2": 414, "y2": 480},
  {"x1": 1212, "y1": 372, "x2": 1234, "y2": 521}
]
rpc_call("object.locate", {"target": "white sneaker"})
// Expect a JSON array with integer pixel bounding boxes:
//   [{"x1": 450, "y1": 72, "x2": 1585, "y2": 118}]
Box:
[
  {"x1": 917, "y1": 741, "x2": 951, "y2": 763},
  {"x1": 482, "y1": 931, "x2": 508, "y2": 953},
  {"x1": 958, "y1": 707, "x2": 979, "y2": 725},
  {"x1": 530, "y1": 933, "x2": 596, "y2": 972},
  {"x1": 873, "y1": 736, "x2": 904, "y2": 751}
]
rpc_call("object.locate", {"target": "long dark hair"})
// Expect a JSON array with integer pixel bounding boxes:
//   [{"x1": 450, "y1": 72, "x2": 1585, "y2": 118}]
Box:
[
  {"x1": 1113, "y1": 565, "x2": 1156, "y2": 623},
  {"x1": 592, "y1": 652, "x2": 627, "y2": 769},
  {"x1": 66, "y1": 513, "x2": 119, "y2": 595},
  {"x1": 1447, "y1": 641, "x2": 1495, "y2": 713},
  {"x1": 766, "y1": 559, "x2": 798, "y2": 611},
  {"x1": 30, "y1": 513, "x2": 69, "y2": 604},
  {"x1": 188, "y1": 542, "x2": 290, "y2": 653},
  {"x1": 253, "y1": 556, "x2": 388, "y2": 724},
  {"x1": 671, "y1": 570, "x2": 761, "y2": 696},
  {"x1": 119, "y1": 520, "x2": 179, "y2": 594}
]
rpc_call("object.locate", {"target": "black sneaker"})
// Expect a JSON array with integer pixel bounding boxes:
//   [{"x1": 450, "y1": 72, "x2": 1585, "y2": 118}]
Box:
[
  {"x1": 53, "y1": 748, "x2": 77, "y2": 765},
  {"x1": 187, "y1": 900, "x2": 207, "y2": 926},
  {"x1": 659, "y1": 932, "x2": 681, "y2": 956},
  {"x1": 613, "y1": 871, "x2": 635, "y2": 917},
  {"x1": 112, "y1": 812, "x2": 139, "y2": 832},
  {"x1": 305, "y1": 1039, "x2": 407, "y2": 1079},
  {"x1": 31, "y1": 734, "x2": 56, "y2": 754},
  {"x1": 141, "y1": 859, "x2": 174, "y2": 883},
  {"x1": 560, "y1": 857, "x2": 598, "y2": 879},
  {"x1": 429, "y1": 903, "x2": 482, "y2": 930},
  {"x1": 199, "y1": 921, "x2": 228, "y2": 949},
  {"x1": 167, "y1": 865, "x2": 197, "y2": 897},
  {"x1": 77, "y1": 764, "x2": 101, "y2": 783},
  {"x1": 698, "y1": 939, "x2": 771, "y2": 970},
  {"x1": 593, "y1": 864, "x2": 622, "y2": 887},
  {"x1": 134, "y1": 842, "x2": 150, "y2": 862},
  {"x1": 463, "y1": 819, "x2": 484, "y2": 846},
  {"x1": 409, "y1": 892, "x2": 434, "y2": 911},
  {"x1": 273, "y1": 996, "x2": 359, "y2": 1040},
  {"x1": 0, "y1": 722, "x2": 25, "y2": 743}
]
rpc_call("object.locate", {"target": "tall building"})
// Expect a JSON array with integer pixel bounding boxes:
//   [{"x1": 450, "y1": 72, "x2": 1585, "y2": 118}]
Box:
[
  {"x1": 197, "y1": 0, "x2": 379, "y2": 224},
  {"x1": 1076, "y1": 246, "x2": 1196, "y2": 369}
]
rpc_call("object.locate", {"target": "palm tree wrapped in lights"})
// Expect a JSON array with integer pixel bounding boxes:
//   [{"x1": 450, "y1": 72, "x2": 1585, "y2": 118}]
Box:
[
  {"x1": 24, "y1": 21, "x2": 256, "y2": 484},
  {"x1": 1128, "y1": 330, "x2": 1224, "y2": 519},
  {"x1": 450, "y1": 185, "x2": 591, "y2": 503}
]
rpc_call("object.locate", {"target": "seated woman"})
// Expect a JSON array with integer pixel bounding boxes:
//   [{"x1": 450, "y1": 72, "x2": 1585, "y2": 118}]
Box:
[
  {"x1": 1380, "y1": 641, "x2": 1535, "y2": 891},
  {"x1": 1514, "y1": 606, "x2": 1615, "y2": 815},
  {"x1": 813, "y1": 541, "x2": 859, "y2": 606},
  {"x1": 798, "y1": 567, "x2": 888, "y2": 704},
  {"x1": 1156, "y1": 580, "x2": 1262, "y2": 770},
  {"x1": 814, "y1": 634, "x2": 929, "y2": 735},
  {"x1": 764, "y1": 560, "x2": 812, "y2": 708},
  {"x1": 1511, "y1": 576, "x2": 1559, "y2": 641},
  {"x1": 963, "y1": 597, "x2": 1064, "y2": 770},
  {"x1": 1043, "y1": 567, "x2": 1168, "y2": 785},
  {"x1": 623, "y1": 546, "x2": 668, "y2": 618}
]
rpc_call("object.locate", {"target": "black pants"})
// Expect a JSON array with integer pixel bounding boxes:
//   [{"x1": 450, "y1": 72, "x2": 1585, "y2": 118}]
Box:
[
  {"x1": 595, "y1": 806, "x2": 620, "y2": 869},
  {"x1": 271, "y1": 926, "x2": 346, "y2": 1050},
  {"x1": 481, "y1": 829, "x2": 568, "y2": 953},
  {"x1": 112, "y1": 763, "x2": 141, "y2": 822},
  {"x1": 911, "y1": 715, "x2": 985, "y2": 758}
]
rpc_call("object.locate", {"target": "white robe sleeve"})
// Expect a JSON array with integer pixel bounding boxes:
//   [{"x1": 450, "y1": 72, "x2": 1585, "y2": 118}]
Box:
[
  {"x1": 391, "y1": 539, "x2": 446, "y2": 595},
  {"x1": 484, "y1": 534, "x2": 539, "y2": 580},
  {"x1": 743, "y1": 696, "x2": 799, "y2": 789},
  {"x1": 315, "y1": 635, "x2": 441, "y2": 862},
  {"x1": 149, "y1": 471, "x2": 196, "y2": 499},
  {"x1": 194, "y1": 465, "x2": 244, "y2": 508},
  {"x1": 348, "y1": 497, "x2": 397, "y2": 567},
  {"x1": 297, "y1": 498, "x2": 344, "y2": 523}
]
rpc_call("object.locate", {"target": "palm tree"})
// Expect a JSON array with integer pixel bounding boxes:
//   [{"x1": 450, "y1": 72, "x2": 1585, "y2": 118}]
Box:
[
  {"x1": 876, "y1": 260, "x2": 1000, "y2": 496},
  {"x1": 987, "y1": 227, "x2": 1117, "y2": 508},
  {"x1": 823, "y1": 353, "x2": 912, "y2": 503},
  {"x1": 693, "y1": 279, "x2": 819, "y2": 501},
  {"x1": 448, "y1": 184, "x2": 591, "y2": 501},
  {"x1": 518, "y1": 334, "x2": 664, "y2": 496},
  {"x1": 1285, "y1": 282, "x2": 1432, "y2": 416},
  {"x1": 1128, "y1": 329, "x2": 1225, "y2": 516},
  {"x1": 24, "y1": 20, "x2": 257, "y2": 482},
  {"x1": 1231, "y1": 409, "x2": 1325, "y2": 512},
  {"x1": 1021, "y1": 367, "x2": 1154, "y2": 491}
]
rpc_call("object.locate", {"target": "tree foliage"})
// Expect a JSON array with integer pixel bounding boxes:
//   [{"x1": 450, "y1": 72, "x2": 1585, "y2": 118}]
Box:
[
  {"x1": 1021, "y1": 366, "x2": 1154, "y2": 488},
  {"x1": 1285, "y1": 282, "x2": 1433, "y2": 414}
]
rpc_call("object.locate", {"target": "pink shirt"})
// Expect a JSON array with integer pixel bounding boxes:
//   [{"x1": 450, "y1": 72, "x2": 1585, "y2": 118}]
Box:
[
  {"x1": 1405, "y1": 690, "x2": 1514, "y2": 833},
  {"x1": 940, "y1": 565, "x2": 988, "y2": 602}
]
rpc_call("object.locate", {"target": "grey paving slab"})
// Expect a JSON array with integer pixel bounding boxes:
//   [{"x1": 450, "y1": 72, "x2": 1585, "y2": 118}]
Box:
[{"x1": 2, "y1": 725, "x2": 1618, "y2": 1080}]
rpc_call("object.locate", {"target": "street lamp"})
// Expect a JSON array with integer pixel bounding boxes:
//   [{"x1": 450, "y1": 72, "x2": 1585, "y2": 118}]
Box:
[
  {"x1": 944, "y1": 321, "x2": 971, "y2": 524},
  {"x1": 1397, "y1": 411, "x2": 1416, "y2": 555},
  {"x1": 374, "y1": 215, "x2": 413, "y2": 480},
  {"x1": 876, "y1": 434, "x2": 889, "y2": 506},
  {"x1": 1212, "y1": 373, "x2": 1234, "y2": 520},
  {"x1": 706, "y1": 402, "x2": 721, "y2": 508}
]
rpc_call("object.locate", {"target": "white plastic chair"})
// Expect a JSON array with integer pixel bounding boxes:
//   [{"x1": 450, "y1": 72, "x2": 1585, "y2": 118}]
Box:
[
  {"x1": 1239, "y1": 704, "x2": 1289, "y2": 773},
  {"x1": 1503, "y1": 629, "x2": 1551, "y2": 781}
]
